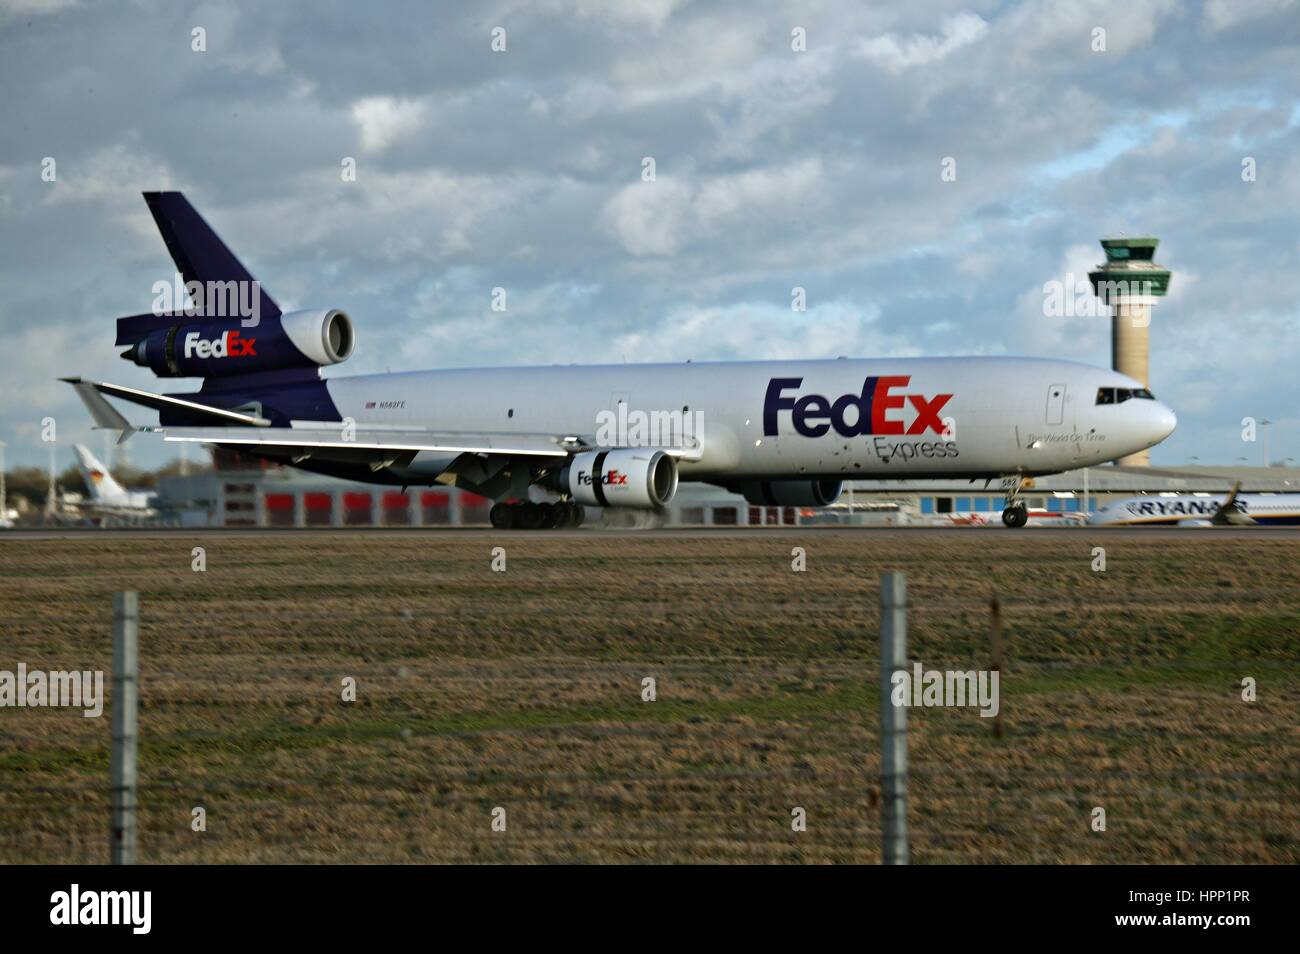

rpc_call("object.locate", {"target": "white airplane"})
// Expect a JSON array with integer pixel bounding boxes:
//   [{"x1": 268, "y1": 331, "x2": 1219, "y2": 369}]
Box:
[
  {"x1": 1089, "y1": 484, "x2": 1300, "y2": 527},
  {"x1": 64, "y1": 192, "x2": 1177, "y2": 529},
  {"x1": 72, "y1": 444, "x2": 155, "y2": 518}
]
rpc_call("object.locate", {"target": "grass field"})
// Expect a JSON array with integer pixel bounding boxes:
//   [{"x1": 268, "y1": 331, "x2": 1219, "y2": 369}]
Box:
[{"x1": 1, "y1": 529, "x2": 1297, "y2": 864}]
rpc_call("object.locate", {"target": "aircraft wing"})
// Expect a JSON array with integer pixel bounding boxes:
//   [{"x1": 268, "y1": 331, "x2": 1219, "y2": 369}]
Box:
[
  {"x1": 160, "y1": 425, "x2": 573, "y2": 460},
  {"x1": 161, "y1": 426, "x2": 702, "y2": 461},
  {"x1": 62, "y1": 376, "x2": 705, "y2": 465}
]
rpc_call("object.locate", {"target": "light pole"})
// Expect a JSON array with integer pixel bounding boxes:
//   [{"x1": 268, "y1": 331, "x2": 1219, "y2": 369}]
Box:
[
  {"x1": 45, "y1": 442, "x2": 58, "y2": 520},
  {"x1": 0, "y1": 440, "x2": 6, "y2": 523}
]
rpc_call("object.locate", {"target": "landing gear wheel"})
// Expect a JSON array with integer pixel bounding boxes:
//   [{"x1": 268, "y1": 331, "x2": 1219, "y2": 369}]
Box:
[
  {"x1": 490, "y1": 502, "x2": 516, "y2": 529},
  {"x1": 551, "y1": 501, "x2": 576, "y2": 529},
  {"x1": 515, "y1": 501, "x2": 544, "y2": 530},
  {"x1": 1002, "y1": 505, "x2": 1028, "y2": 529},
  {"x1": 537, "y1": 502, "x2": 556, "y2": 529},
  {"x1": 555, "y1": 502, "x2": 586, "y2": 529}
]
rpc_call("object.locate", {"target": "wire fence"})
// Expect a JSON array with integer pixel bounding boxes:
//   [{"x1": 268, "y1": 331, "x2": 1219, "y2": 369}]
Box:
[{"x1": 2, "y1": 533, "x2": 1298, "y2": 864}]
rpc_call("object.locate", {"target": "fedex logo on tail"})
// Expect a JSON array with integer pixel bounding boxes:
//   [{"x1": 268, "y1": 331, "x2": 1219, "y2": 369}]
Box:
[
  {"x1": 183, "y1": 330, "x2": 256, "y2": 359},
  {"x1": 764, "y1": 376, "x2": 952, "y2": 437}
]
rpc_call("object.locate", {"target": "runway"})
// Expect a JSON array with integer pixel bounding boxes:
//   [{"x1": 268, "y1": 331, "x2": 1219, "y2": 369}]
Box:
[{"x1": 6, "y1": 525, "x2": 1299, "y2": 541}]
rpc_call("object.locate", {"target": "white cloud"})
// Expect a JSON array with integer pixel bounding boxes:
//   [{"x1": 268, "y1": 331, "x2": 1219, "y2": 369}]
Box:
[
  {"x1": 601, "y1": 178, "x2": 693, "y2": 256},
  {"x1": 855, "y1": 13, "x2": 988, "y2": 73},
  {"x1": 996, "y1": 0, "x2": 1178, "y2": 64},
  {"x1": 566, "y1": 0, "x2": 683, "y2": 29},
  {"x1": 1014, "y1": 242, "x2": 1110, "y2": 356},
  {"x1": 609, "y1": 299, "x2": 909, "y2": 364},
  {"x1": 1203, "y1": 0, "x2": 1297, "y2": 33},
  {"x1": 0, "y1": 0, "x2": 77, "y2": 15},
  {"x1": 351, "y1": 96, "x2": 427, "y2": 154},
  {"x1": 602, "y1": 159, "x2": 823, "y2": 257}
]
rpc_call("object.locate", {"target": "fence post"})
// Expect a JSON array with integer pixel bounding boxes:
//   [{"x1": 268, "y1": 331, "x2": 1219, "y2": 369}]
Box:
[
  {"x1": 990, "y1": 593, "x2": 1004, "y2": 739},
  {"x1": 880, "y1": 571, "x2": 909, "y2": 865},
  {"x1": 110, "y1": 590, "x2": 139, "y2": 865}
]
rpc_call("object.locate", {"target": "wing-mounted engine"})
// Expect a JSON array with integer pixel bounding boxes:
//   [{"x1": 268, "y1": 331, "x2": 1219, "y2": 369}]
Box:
[
  {"x1": 565, "y1": 448, "x2": 678, "y2": 508},
  {"x1": 734, "y1": 479, "x2": 843, "y2": 507},
  {"x1": 116, "y1": 308, "x2": 355, "y2": 378}
]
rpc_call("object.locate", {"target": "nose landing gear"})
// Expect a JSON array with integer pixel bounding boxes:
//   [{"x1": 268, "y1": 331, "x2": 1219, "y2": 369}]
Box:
[
  {"x1": 1001, "y1": 504, "x2": 1028, "y2": 528},
  {"x1": 1000, "y1": 476, "x2": 1030, "y2": 529}
]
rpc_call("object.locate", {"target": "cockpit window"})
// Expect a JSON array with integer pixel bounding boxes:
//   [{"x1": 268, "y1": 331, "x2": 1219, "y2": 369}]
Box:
[{"x1": 1096, "y1": 387, "x2": 1155, "y2": 405}]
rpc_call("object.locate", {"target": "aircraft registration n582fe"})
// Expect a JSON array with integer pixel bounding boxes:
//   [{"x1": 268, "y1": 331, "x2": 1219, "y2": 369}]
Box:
[{"x1": 65, "y1": 193, "x2": 1177, "y2": 529}]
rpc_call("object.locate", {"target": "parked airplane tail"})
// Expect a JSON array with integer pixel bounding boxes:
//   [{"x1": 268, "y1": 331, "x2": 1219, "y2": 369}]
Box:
[{"x1": 73, "y1": 444, "x2": 129, "y2": 504}]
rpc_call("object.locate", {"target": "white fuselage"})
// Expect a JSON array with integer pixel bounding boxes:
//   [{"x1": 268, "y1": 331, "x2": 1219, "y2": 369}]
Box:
[
  {"x1": 1090, "y1": 493, "x2": 1300, "y2": 526},
  {"x1": 323, "y1": 356, "x2": 1176, "y2": 480}
]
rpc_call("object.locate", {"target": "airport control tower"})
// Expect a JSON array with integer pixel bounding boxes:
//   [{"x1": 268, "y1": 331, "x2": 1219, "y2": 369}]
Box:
[{"x1": 1089, "y1": 237, "x2": 1171, "y2": 466}]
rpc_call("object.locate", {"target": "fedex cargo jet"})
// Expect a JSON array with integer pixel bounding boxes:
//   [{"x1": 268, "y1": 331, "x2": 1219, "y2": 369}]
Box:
[{"x1": 65, "y1": 193, "x2": 1176, "y2": 529}]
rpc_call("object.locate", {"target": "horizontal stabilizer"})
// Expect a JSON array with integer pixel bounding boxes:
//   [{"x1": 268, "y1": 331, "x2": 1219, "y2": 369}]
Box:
[
  {"x1": 61, "y1": 377, "x2": 271, "y2": 428},
  {"x1": 65, "y1": 379, "x2": 135, "y2": 443}
]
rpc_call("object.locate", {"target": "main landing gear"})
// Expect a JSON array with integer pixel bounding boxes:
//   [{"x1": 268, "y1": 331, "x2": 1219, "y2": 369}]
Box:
[{"x1": 489, "y1": 500, "x2": 586, "y2": 531}]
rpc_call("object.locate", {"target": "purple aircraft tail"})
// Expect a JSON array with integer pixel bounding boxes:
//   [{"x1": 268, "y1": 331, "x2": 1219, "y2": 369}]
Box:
[{"x1": 141, "y1": 191, "x2": 280, "y2": 320}]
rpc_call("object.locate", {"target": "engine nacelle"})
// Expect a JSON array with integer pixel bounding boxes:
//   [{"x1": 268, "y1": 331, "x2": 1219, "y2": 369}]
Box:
[
  {"x1": 119, "y1": 308, "x2": 354, "y2": 378},
  {"x1": 567, "y1": 449, "x2": 678, "y2": 508},
  {"x1": 736, "y1": 479, "x2": 843, "y2": 507}
]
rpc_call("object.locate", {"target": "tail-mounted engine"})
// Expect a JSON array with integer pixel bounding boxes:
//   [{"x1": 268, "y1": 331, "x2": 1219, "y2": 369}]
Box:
[{"x1": 116, "y1": 308, "x2": 354, "y2": 378}]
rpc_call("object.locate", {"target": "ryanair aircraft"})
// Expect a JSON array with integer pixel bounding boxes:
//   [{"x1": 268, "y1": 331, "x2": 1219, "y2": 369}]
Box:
[
  {"x1": 1089, "y1": 484, "x2": 1300, "y2": 527},
  {"x1": 65, "y1": 193, "x2": 1177, "y2": 529}
]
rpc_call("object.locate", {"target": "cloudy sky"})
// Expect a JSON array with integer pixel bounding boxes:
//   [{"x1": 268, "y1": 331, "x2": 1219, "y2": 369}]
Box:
[{"x1": 2, "y1": 0, "x2": 1298, "y2": 469}]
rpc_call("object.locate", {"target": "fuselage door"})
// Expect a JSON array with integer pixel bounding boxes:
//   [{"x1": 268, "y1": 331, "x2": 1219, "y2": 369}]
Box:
[{"x1": 1045, "y1": 383, "x2": 1065, "y2": 425}]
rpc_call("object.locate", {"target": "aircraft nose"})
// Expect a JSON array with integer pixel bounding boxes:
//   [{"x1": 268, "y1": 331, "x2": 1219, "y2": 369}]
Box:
[{"x1": 1150, "y1": 402, "x2": 1177, "y2": 443}]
